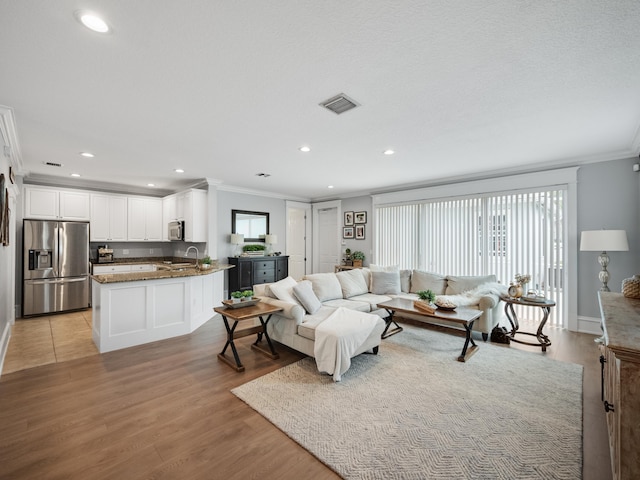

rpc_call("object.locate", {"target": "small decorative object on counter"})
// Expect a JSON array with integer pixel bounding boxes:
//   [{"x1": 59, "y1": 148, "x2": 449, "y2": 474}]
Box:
[
  {"x1": 622, "y1": 275, "x2": 640, "y2": 299},
  {"x1": 415, "y1": 290, "x2": 437, "y2": 313},
  {"x1": 435, "y1": 297, "x2": 457, "y2": 310}
]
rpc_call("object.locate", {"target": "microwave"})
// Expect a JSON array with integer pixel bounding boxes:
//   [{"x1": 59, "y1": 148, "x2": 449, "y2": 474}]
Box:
[{"x1": 168, "y1": 220, "x2": 184, "y2": 241}]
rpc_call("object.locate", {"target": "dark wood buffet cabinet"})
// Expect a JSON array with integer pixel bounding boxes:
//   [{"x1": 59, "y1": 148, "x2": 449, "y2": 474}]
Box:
[
  {"x1": 227, "y1": 256, "x2": 289, "y2": 295},
  {"x1": 598, "y1": 292, "x2": 640, "y2": 480}
]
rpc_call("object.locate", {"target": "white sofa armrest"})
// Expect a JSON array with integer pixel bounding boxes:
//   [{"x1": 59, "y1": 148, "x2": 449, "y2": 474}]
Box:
[
  {"x1": 256, "y1": 296, "x2": 305, "y2": 323},
  {"x1": 478, "y1": 293, "x2": 500, "y2": 310}
]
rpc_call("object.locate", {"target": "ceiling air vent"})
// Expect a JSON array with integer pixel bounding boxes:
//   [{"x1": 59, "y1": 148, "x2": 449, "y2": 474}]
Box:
[
  {"x1": 43, "y1": 161, "x2": 63, "y2": 167},
  {"x1": 319, "y1": 93, "x2": 360, "y2": 115}
]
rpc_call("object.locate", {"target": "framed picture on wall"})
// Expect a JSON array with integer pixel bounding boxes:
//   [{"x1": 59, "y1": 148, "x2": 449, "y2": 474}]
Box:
[
  {"x1": 344, "y1": 211, "x2": 354, "y2": 226},
  {"x1": 354, "y1": 211, "x2": 367, "y2": 224},
  {"x1": 355, "y1": 225, "x2": 365, "y2": 240},
  {"x1": 343, "y1": 227, "x2": 354, "y2": 239}
]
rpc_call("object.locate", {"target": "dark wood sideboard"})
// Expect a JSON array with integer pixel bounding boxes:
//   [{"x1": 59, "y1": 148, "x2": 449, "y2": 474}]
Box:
[
  {"x1": 227, "y1": 256, "x2": 289, "y2": 296},
  {"x1": 598, "y1": 292, "x2": 640, "y2": 480}
]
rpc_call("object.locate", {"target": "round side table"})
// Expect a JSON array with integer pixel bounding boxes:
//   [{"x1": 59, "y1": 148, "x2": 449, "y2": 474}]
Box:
[{"x1": 501, "y1": 296, "x2": 556, "y2": 352}]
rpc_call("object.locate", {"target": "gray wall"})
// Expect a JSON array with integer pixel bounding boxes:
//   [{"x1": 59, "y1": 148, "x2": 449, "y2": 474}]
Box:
[
  {"x1": 341, "y1": 196, "x2": 373, "y2": 266},
  {"x1": 577, "y1": 157, "x2": 640, "y2": 317}
]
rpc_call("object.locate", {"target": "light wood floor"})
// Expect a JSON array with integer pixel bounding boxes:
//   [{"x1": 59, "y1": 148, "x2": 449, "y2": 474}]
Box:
[{"x1": 0, "y1": 313, "x2": 612, "y2": 480}]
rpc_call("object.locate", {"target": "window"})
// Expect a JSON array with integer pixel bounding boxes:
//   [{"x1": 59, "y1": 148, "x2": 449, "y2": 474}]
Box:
[{"x1": 375, "y1": 188, "x2": 566, "y2": 326}]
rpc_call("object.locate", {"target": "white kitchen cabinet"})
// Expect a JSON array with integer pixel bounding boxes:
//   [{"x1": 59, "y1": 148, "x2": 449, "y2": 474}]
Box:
[
  {"x1": 181, "y1": 189, "x2": 207, "y2": 242},
  {"x1": 24, "y1": 186, "x2": 90, "y2": 221},
  {"x1": 127, "y1": 197, "x2": 163, "y2": 241},
  {"x1": 93, "y1": 264, "x2": 155, "y2": 274},
  {"x1": 161, "y1": 189, "x2": 207, "y2": 242},
  {"x1": 90, "y1": 194, "x2": 128, "y2": 242},
  {"x1": 92, "y1": 264, "x2": 132, "y2": 274}
]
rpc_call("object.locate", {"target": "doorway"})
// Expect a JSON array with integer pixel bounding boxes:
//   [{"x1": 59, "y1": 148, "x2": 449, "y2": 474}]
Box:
[
  {"x1": 312, "y1": 200, "x2": 341, "y2": 273},
  {"x1": 285, "y1": 201, "x2": 311, "y2": 280}
]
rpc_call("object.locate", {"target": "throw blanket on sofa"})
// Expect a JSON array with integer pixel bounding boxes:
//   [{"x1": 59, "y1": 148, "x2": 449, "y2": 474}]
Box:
[
  {"x1": 439, "y1": 282, "x2": 508, "y2": 306},
  {"x1": 314, "y1": 307, "x2": 379, "y2": 382}
]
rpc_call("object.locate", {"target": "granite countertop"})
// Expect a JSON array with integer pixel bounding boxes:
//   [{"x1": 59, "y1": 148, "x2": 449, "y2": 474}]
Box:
[{"x1": 92, "y1": 262, "x2": 234, "y2": 284}]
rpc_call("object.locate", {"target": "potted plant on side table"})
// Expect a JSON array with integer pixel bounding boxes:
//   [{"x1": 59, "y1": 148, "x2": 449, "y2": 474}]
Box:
[{"x1": 351, "y1": 251, "x2": 365, "y2": 268}]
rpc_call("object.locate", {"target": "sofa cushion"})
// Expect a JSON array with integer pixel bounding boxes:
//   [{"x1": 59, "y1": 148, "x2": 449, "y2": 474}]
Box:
[
  {"x1": 269, "y1": 276, "x2": 301, "y2": 306},
  {"x1": 446, "y1": 275, "x2": 497, "y2": 295},
  {"x1": 369, "y1": 264, "x2": 399, "y2": 272},
  {"x1": 336, "y1": 269, "x2": 369, "y2": 298},
  {"x1": 292, "y1": 280, "x2": 322, "y2": 314},
  {"x1": 303, "y1": 273, "x2": 343, "y2": 302},
  {"x1": 298, "y1": 306, "x2": 338, "y2": 341},
  {"x1": 349, "y1": 292, "x2": 393, "y2": 310},
  {"x1": 400, "y1": 269, "x2": 411, "y2": 293},
  {"x1": 360, "y1": 268, "x2": 372, "y2": 291},
  {"x1": 410, "y1": 270, "x2": 447, "y2": 295},
  {"x1": 371, "y1": 271, "x2": 401, "y2": 295},
  {"x1": 323, "y1": 298, "x2": 371, "y2": 313}
]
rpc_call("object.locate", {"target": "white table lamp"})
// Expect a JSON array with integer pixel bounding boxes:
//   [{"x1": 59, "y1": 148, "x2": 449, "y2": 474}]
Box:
[
  {"x1": 230, "y1": 233, "x2": 244, "y2": 257},
  {"x1": 580, "y1": 229, "x2": 629, "y2": 292},
  {"x1": 265, "y1": 234, "x2": 277, "y2": 255}
]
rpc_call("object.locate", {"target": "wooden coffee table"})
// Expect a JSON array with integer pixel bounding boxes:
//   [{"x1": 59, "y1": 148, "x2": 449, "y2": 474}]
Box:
[
  {"x1": 377, "y1": 297, "x2": 482, "y2": 362},
  {"x1": 213, "y1": 302, "x2": 283, "y2": 372}
]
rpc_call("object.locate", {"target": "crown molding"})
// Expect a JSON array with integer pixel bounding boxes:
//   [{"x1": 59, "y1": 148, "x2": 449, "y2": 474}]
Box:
[{"x1": 217, "y1": 183, "x2": 310, "y2": 202}]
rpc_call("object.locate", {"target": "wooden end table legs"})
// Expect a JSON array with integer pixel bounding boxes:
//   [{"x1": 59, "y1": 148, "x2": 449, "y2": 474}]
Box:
[
  {"x1": 218, "y1": 313, "x2": 279, "y2": 372},
  {"x1": 382, "y1": 310, "x2": 404, "y2": 339}
]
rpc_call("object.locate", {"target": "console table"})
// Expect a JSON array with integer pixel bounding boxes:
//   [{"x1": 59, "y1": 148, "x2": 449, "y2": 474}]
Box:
[
  {"x1": 227, "y1": 256, "x2": 289, "y2": 296},
  {"x1": 598, "y1": 292, "x2": 640, "y2": 480}
]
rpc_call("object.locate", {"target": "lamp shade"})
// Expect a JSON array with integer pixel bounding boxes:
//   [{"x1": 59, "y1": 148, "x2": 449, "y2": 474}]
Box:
[
  {"x1": 230, "y1": 233, "x2": 244, "y2": 245},
  {"x1": 580, "y1": 230, "x2": 629, "y2": 252},
  {"x1": 265, "y1": 234, "x2": 277, "y2": 245}
]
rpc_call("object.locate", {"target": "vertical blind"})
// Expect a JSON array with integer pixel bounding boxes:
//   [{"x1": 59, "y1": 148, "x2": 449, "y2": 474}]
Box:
[{"x1": 375, "y1": 188, "x2": 566, "y2": 326}]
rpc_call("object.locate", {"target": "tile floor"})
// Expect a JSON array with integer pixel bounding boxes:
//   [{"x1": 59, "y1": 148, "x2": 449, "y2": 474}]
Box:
[{"x1": 2, "y1": 310, "x2": 98, "y2": 374}]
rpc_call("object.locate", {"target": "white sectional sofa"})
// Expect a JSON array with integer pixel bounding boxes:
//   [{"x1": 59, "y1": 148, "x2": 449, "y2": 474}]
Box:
[{"x1": 253, "y1": 268, "x2": 507, "y2": 360}]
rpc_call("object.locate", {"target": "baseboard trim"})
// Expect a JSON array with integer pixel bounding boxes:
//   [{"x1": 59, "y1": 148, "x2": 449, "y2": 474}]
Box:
[{"x1": 577, "y1": 315, "x2": 601, "y2": 335}]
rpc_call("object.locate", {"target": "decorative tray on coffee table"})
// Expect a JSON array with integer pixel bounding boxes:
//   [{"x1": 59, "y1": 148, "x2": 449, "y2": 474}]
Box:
[{"x1": 221, "y1": 298, "x2": 261, "y2": 309}]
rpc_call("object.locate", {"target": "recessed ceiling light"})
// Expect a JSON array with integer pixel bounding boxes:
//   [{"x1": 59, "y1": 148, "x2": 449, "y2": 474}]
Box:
[
  {"x1": 174, "y1": 168, "x2": 184, "y2": 173},
  {"x1": 383, "y1": 149, "x2": 395, "y2": 155},
  {"x1": 80, "y1": 152, "x2": 94, "y2": 158},
  {"x1": 147, "y1": 183, "x2": 155, "y2": 187},
  {"x1": 70, "y1": 173, "x2": 81, "y2": 177},
  {"x1": 327, "y1": 185, "x2": 334, "y2": 189},
  {"x1": 299, "y1": 146, "x2": 311, "y2": 152},
  {"x1": 75, "y1": 11, "x2": 110, "y2": 33}
]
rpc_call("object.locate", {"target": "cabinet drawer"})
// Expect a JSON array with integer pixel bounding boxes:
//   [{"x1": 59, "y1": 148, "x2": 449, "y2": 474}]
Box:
[
  {"x1": 253, "y1": 267, "x2": 275, "y2": 283},
  {"x1": 93, "y1": 265, "x2": 131, "y2": 274},
  {"x1": 131, "y1": 264, "x2": 156, "y2": 272}
]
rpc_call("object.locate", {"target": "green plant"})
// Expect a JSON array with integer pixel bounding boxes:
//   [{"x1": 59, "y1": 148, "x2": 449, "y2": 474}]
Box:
[
  {"x1": 201, "y1": 255, "x2": 212, "y2": 265},
  {"x1": 351, "y1": 251, "x2": 365, "y2": 261},
  {"x1": 416, "y1": 290, "x2": 436, "y2": 303},
  {"x1": 231, "y1": 291, "x2": 244, "y2": 299},
  {"x1": 243, "y1": 244, "x2": 266, "y2": 252},
  {"x1": 242, "y1": 290, "x2": 254, "y2": 298}
]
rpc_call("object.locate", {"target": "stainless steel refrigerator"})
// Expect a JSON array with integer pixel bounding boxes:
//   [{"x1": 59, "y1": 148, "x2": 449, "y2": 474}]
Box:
[{"x1": 23, "y1": 220, "x2": 90, "y2": 316}]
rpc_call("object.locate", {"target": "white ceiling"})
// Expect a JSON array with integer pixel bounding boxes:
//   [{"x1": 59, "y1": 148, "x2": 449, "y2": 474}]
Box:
[{"x1": 1, "y1": 0, "x2": 640, "y2": 201}]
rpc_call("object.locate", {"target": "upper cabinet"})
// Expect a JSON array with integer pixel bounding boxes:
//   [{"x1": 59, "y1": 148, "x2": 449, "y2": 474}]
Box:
[
  {"x1": 128, "y1": 197, "x2": 163, "y2": 241},
  {"x1": 24, "y1": 186, "x2": 90, "y2": 221},
  {"x1": 90, "y1": 194, "x2": 128, "y2": 242},
  {"x1": 161, "y1": 189, "x2": 207, "y2": 242}
]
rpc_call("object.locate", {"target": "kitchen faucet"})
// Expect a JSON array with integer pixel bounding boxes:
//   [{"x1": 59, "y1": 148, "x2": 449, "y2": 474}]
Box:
[{"x1": 185, "y1": 246, "x2": 199, "y2": 269}]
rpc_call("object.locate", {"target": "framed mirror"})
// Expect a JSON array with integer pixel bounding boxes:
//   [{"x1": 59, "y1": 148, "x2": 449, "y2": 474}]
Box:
[{"x1": 232, "y1": 209, "x2": 269, "y2": 242}]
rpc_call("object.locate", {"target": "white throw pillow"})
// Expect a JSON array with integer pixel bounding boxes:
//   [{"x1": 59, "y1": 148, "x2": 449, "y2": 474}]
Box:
[
  {"x1": 336, "y1": 269, "x2": 369, "y2": 298},
  {"x1": 369, "y1": 264, "x2": 400, "y2": 272},
  {"x1": 303, "y1": 273, "x2": 343, "y2": 302},
  {"x1": 410, "y1": 270, "x2": 447, "y2": 295},
  {"x1": 446, "y1": 275, "x2": 497, "y2": 295},
  {"x1": 292, "y1": 280, "x2": 322, "y2": 314},
  {"x1": 371, "y1": 271, "x2": 401, "y2": 295},
  {"x1": 269, "y1": 276, "x2": 301, "y2": 305}
]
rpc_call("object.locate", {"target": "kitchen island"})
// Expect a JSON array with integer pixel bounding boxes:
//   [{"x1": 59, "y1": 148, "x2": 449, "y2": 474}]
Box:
[{"x1": 92, "y1": 263, "x2": 233, "y2": 353}]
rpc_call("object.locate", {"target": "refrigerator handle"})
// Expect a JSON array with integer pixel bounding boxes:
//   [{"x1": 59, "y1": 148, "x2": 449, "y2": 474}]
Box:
[{"x1": 54, "y1": 222, "x2": 60, "y2": 277}]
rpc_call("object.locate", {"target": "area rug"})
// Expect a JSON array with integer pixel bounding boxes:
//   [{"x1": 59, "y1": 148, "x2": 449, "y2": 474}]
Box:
[{"x1": 232, "y1": 325, "x2": 583, "y2": 479}]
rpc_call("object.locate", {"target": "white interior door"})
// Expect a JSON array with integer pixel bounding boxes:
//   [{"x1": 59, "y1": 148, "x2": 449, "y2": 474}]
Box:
[
  {"x1": 313, "y1": 201, "x2": 341, "y2": 273},
  {"x1": 286, "y1": 201, "x2": 311, "y2": 280}
]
